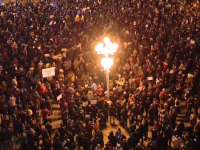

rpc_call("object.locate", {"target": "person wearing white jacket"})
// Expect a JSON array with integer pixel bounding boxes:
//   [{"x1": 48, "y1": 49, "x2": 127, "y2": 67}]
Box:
[{"x1": 172, "y1": 135, "x2": 181, "y2": 150}]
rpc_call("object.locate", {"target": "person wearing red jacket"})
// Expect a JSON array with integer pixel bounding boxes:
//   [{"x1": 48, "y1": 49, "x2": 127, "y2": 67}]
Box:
[
  {"x1": 86, "y1": 121, "x2": 94, "y2": 138},
  {"x1": 41, "y1": 107, "x2": 49, "y2": 125},
  {"x1": 135, "y1": 76, "x2": 140, "y2": 86},
  {"x1": 159, "y1": 89, "x2": 167, "y2": 103}
]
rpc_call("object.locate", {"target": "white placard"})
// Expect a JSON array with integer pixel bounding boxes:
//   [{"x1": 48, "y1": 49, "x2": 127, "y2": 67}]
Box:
[
  {"x1": 83, "y1": 101, "x2": 88, "y2": 107},
  {"x1": 57, "y1": 94, "x2": 62, "y2": 101},
  {"x1": 169, "y1": 70, "x2": 174, "y2": 74},
  {"x1": 147, "y1": 77, "x2": 153, "y2": 80},
  {"x1": 134, "y1": 21, "x2": 136, "y2": 25},
  {"x1": 42, "y1": 67, "x2": 55, "y2": 78},
  {"x1": 178, "y1": 71, "x2": 182, "y2": 75},
  {"x1": 107, "y1": 101, "x2": 112, "y2": 105},
  {"x1": 45, "y1": 54, "x2": 50, "y2": 57},
  {"x1": 90, "y1": 100, "x2": 97, "y2": 105}
]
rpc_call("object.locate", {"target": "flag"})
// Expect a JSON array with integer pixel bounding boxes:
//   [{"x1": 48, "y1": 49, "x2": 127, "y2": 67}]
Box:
[
  {"x1": 50, "y1": 2, "x2": 57, "y2": 7},
  {"x1": 81, "y1": 15, "x2": 84, "y2": 22},
  {"x1": 27, "y1": 109, "x2": 33, "y2": 116},
  {"x1": 75, "y1": 14, "x2": 80, "y2": 22}
]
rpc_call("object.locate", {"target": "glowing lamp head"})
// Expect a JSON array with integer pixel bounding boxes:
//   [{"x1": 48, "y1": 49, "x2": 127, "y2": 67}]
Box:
[
  {"x1": 113, "y1": 43, "x2": 118, "y2": 50},
  {"x1": 101, "y1": 58, "x2": 113, "y2": 70},
  {"x1": 103, "y1": 37, "x2": 110, "y2": 44},
  {"x1": 95, "y1": 43, "x2": 104, "y2": 53}
]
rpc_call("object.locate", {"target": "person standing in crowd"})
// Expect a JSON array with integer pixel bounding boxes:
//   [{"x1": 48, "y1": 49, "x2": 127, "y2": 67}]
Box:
[
  {"x1": 172, "y1": 135, "x2": 181, "y2": 150},
  {"x1": 41, "y1": 107, "x2": 49, "y2": 125}
]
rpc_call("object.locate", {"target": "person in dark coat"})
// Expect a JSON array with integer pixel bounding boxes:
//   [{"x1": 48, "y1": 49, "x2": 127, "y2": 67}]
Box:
[
  {"x1": 45, "y1": 121, "x2": 52, "y2": 139},
  {"x1": 139, "y1": 102, "x2": 144, "y2": 121},
  {"x1": 43, "y1": 139, "x2": 51, "y2": 150},
  {"x1": 129, "y1": 122, "x2": 137, "y2": 134},
  {"x1": 122, "y1": 139, "x2": 129, "y2": 150},
  {"x1": 143, "y1": 117, "x2": 149, "y2": 140},
  {"x1": 13, "y1": 117, "x2": 18, "y2": 138},
  {"x1": 53, "y1": 137, "x2": 62, "y2": 150},
  {"x1": 144, "y1": 97, "x2": 151, "y2": 117},
  {"x1": 117, "y1": 103, "x2": 122, "y2": 122},
  {"x1": 18, "y1": 118, "x2": 24, "y2": 139},
  {"x1": 164, "y1": 125, "x2": 173, "y2": 147},
  {"x1": 109, "y1": 104, "x2": 115, "y2": 125},
  {"x1": 34, "y1": 123, "x2": 41, "y2": 146},
  {"x1": 133, "y1": 129, "x2": 140, "y2": 145},
  {"x1": 138, "y1": 123, "x2": 144, "y2": 144},
  {"x1": 148, "y1": 104, "x2": 155, "y2": 125},
  {"x1": 134, "y1": 143, "x2": 143, "y2": 150},
  {"x1": 5, "y1": 128, "x2": 13, "y2": 150},
  {"x1": 128, "y1": 133, "x2": 136, "y2": 150},
  {"x1": 121, "y1": 107, "x2": 128, "y2": 127},
  {"x1": 58, "y1": 123, "x2": 65, "y2": 142},
  {"x1": 108, "y1": 131, "x2": 117, "y2": 148}
]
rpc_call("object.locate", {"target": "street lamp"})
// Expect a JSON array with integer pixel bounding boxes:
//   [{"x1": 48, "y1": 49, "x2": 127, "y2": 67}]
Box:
[{"x1": 95, "y1": 37, "x2": 118, "y2": 101}]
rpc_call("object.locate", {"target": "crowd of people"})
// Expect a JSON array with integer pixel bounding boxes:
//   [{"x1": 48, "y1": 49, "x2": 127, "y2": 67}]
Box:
[{"x1": 0, "y1": 0, "x2": 200, "y2": 150}]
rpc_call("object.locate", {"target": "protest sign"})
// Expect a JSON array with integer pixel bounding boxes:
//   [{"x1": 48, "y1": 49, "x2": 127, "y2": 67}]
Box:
[
  {"x1": 57, "y1": 94, "x2": 62, "y2": 101},
  {"x1": 45, "y1": 54, "x2": 50, "y2": 57},
  {"x1": 147, "y1": 77, "x2": 153, "y2": 80},
  {"x1": 169, "y1": 70, "x2": 174, "y2": 74},
  {"x1": 107, "y1": 101, "x2": 112, "y2": 105},
  {"x1": 90, "y1": 100, "x2": 97, "y2": 105},
  {"x1": 42, "y1": 67, "x2": 55, "y2": 78}
]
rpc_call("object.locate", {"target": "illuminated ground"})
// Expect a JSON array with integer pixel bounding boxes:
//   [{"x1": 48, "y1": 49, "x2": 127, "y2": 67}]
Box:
[{"x1": 9, "y1": 100, "x2": 190, "y2": 149}]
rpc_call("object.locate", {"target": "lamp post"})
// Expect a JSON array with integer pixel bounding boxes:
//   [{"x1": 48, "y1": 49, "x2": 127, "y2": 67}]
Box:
[{"x1": 95, "y1": 37, "x2": 118, "y2": 101}]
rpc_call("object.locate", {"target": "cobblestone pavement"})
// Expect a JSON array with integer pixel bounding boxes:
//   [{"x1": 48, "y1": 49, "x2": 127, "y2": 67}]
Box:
[{"x1": 102, "y1": 117, "x2": 130, "y2": 145}]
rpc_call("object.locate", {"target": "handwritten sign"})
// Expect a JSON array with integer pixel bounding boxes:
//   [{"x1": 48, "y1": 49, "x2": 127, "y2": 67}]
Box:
[
  {"x1": 42, "y1": 67, "x2": 55, "y2": 78},
  {"x1": 169, "y1": 70, "x2": 174, "y2": 74},
  {"x1": 57, "y1": 94, "x2": 62, "y2": 101},
  {"x1": 147, "y1": 77, "x2": 153, "y2": 80},
  {"x1": 45, "y1": 54, "x2": 50, "y2": 57},
  {"x1": 90, "y1": 100, "x2": 97, "y2": 105}
]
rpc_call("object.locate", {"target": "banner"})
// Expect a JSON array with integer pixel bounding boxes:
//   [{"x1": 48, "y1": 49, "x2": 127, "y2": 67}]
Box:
[{"x1": 42, "y1": 67, "x2": 55, "y2": 78}]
